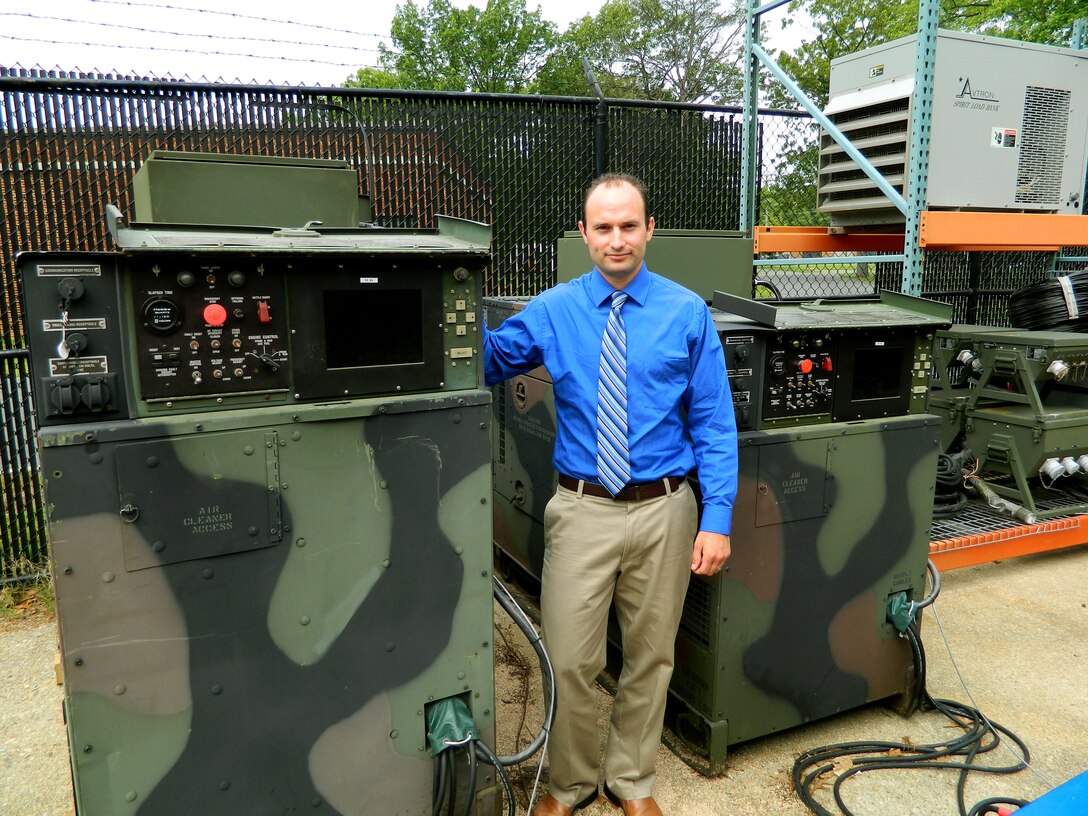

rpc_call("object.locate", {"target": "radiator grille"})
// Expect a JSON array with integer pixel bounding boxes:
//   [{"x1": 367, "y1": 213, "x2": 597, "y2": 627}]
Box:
[
  {"x1": 1016, "y1": 86, "x2": 1071, "y2": 206},
  {"x1": 678, "y1": 575, "x2": 713, "y2": 647}
]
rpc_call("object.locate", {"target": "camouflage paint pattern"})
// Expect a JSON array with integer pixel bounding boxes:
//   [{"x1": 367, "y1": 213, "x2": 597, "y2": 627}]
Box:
[{"x1": 42, "y1": 387, "x2": 497, "y2": 816}]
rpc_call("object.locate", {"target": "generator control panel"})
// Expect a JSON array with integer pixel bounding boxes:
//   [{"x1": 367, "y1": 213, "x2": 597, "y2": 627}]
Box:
[
  {"x1": 19, "y1": 212, "x2": 492, "y2": 424},
  {"x1": 714, "y1": 291, "x2": 952, "y2": 431}
]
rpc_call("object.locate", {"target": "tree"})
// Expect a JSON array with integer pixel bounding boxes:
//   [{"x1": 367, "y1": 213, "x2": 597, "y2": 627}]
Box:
[
  {"x1": 353, "y1": 0, "x2": 557, "y2": 93},
  {"x1": 538, "y1": 0, "x2": 746, "y2": 103}
]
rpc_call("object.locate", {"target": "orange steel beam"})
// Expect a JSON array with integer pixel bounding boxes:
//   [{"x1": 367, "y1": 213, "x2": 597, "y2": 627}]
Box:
[
  {"x1": 919, "y1": 211, "x2": 1088, "y2": 251},
  {"x1": 753, "y1": 226, "x2": 905, "y2": 254},
  {"x1": 929, "y1": 516, "x2": 1088, "y2": 571}
]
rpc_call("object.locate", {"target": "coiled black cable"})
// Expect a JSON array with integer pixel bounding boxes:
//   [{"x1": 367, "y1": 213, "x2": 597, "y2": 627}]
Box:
[
  {"x1": 792, "y1": 623, "x2": 1032, "y2": 816},
  {"x1": 1008, "y1": 270, "x2": 1088, "y2": 331},
  {"x1": 933, "y1": 452, "x2": 969, "y2": 517}
]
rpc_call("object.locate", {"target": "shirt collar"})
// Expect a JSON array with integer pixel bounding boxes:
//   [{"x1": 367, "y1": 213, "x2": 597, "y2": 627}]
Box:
[{"x1": 590, "y1": 263, "x2": 650, "y2": 308}]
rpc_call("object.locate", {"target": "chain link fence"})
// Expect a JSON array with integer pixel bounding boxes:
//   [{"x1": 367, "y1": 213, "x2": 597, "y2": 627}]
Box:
[
  {"x1": 2, "y1": 68, "x2": 1083, "y2": 576},
  {"x1": 0, "y1": 68, "x2": 817, "y2": 577}
]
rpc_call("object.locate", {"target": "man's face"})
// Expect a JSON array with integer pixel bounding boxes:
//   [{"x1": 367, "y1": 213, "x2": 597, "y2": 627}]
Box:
[{"x1": 578, "y1": 180, "x2": 654, "y2": 289}]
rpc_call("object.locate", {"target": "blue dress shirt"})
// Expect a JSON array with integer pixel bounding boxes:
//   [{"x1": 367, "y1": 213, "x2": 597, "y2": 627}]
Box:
[{"x1": 484, "y1": 265, "x2": 738, "y2": 535}]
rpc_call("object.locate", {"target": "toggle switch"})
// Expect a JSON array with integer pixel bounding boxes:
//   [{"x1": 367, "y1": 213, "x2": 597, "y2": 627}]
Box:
[{"x1": 257, "y1": 300, "x2": 272, "y2": 324}]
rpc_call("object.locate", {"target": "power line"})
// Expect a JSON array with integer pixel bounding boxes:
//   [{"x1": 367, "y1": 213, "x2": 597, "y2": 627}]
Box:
[
  {"x1": 0, "y1": 12, "x2": 385, "y2": 56},
  {"x1": 83, "y1": 0, "x2": 389, "y2": 40},
  {"x1": 0, "y1": 35, "x2": 382, "y2": 70}
]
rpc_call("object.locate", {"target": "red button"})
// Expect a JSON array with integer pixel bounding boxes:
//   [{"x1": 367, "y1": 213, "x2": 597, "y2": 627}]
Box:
[
  {"x1": 257, "y1": 300, "x2": 272, "y2": 324},
  {"x1": 798, "y1": 358, "x2": 814, "y2": 374},
  {"x1": 202, "y1": 303, "x2": 228, "y2": 326}
]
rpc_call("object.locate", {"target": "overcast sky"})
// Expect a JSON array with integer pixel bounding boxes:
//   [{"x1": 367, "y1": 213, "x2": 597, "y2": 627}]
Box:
[{"x1": 1, "y1": 0, "x2": 809, "y2": 87}]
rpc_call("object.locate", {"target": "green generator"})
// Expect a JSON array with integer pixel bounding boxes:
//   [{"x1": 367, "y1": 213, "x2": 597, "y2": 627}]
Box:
[
  {"x1": 20, "y1": 152, "x2": 498, "y2": 816},
  {"x1": 489, "y1": 282, "x2": 950, "y2": 773}
]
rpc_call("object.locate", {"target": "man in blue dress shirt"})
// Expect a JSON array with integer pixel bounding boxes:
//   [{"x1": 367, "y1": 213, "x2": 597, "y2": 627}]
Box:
[{"x1": 484, "y1": 173, "x2": 738, "y2": 816}]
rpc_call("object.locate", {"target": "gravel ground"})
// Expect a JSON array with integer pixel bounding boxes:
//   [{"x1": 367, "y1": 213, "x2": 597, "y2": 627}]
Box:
[
  {"x1": 4, "y1": 544, "x2": 1087, "y2": 815},
  {"x1": 0, "y1": 616, "x2": 72, "y2": 816}
]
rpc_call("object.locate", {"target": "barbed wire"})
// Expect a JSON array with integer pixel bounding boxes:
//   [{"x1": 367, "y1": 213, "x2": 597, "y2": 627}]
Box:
[
  {"x1": 0, "y1": 13, "x2": 385, "y2": 55},
  {"x1": 84, "y1": 0, "x2": 389, "y2": 39}
]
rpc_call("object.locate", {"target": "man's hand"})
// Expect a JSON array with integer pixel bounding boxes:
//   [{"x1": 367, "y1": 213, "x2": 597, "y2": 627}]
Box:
[{"x1": 691, "y1": 531, "x2": 730, "y2": 576}]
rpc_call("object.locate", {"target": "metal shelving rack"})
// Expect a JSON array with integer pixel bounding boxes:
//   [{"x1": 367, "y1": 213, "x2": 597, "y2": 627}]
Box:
[{"x1": 740, "y1": 0, "x2": 1088, "y2": 569}]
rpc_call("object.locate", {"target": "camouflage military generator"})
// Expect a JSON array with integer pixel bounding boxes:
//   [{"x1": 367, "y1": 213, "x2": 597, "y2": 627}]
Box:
[
  {"x1": 19, "y1": 152, "x2": 499, "y2": 816},
  {"x1": 489, "y1": 286, "x2": 950, "y2": 773}
]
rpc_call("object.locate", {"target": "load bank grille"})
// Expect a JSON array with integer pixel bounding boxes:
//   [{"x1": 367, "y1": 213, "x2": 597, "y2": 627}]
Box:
[
  {"x1": 1016, "y1": 86, "x2": 1071, "y2": 206},
  {"x1": 818, "y1": 96, "x2": 910, "y2": 218}
]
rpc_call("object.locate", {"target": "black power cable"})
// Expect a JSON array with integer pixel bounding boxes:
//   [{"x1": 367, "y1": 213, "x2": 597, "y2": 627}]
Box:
[
  {"x1": 429, "y1": 577, "x2": 556, "y2": 816},
  {"x1": 1008, "y1": 270, "x2": 1088, "y2": 331},
  {"x1": 792, "y1": 564, "x2": 1033, "y2": 816},
  {"x1": 933, "y1": 452, "x2": 969, "y2": 518}
]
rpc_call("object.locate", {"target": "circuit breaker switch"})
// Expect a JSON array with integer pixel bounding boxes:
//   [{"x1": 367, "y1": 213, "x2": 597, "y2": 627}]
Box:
[
  {"x1": 821, "y1": 357, "x2": 834, "y2": 372},
  {"x1": 257, "y1": 300, "x2": 272, "y2": 324}
]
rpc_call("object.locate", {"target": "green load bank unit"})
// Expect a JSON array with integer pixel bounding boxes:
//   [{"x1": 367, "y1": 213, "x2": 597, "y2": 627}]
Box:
[
  {"x1": 930, "y1": 325, "x2": 1088, "y2": 518},
  {"x1": 19, "y1": 154, "x2": 498, "y2": 816},
  {"x1": 489, "y1": 283, "x2": 950, "y2": 774}
]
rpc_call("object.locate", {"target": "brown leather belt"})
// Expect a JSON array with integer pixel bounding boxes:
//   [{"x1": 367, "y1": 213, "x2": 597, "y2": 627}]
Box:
[{"x1": 558, "y1": 474, "x2": 685, "y2": 502}]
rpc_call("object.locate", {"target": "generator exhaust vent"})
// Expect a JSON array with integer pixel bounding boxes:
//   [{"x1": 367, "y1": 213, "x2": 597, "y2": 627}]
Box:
[{"x1": 1016, "y1": 86, "x2": 1071, "y2": 206}]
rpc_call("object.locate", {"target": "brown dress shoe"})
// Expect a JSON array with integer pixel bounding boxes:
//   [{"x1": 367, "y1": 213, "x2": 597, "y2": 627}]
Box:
[
  {"x1": 603, "y1": 783, "x2": 663, "y2": 816},
  {"x1": 532, "y1": 788, "x2": 601, "y2": 816}
]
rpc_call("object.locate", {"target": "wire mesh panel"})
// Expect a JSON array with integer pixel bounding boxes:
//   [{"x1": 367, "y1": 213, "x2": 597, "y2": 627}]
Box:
[
  {"x1": 913, "y1": 250, "x2": 1057, "y2": 326},
  {"x1": 0, "y1": 352, "x2": 44, "y2": 577}
]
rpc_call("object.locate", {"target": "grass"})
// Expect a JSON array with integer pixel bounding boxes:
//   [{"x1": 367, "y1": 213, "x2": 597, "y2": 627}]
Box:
[{"x1": 0, "y1": 566, "x2": 55, "y2": 623}]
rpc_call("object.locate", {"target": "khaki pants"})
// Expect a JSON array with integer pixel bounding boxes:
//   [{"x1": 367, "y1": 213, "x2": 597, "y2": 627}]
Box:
[{"x1": 540, "y1": 479, "x2": 697, "y2": 805}]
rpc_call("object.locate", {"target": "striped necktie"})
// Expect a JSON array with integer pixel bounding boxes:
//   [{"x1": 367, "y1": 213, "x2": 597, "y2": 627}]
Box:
[{"x1": 597, "y1": 291, "x2": 630, "y2": 495}]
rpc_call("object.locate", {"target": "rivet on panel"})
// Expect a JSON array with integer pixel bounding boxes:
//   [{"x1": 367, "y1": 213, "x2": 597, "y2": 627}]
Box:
[
  {"x1": 248, "y1": 527, "x2": 259, "y2": 537},
  {"x1": 295, "y1": 538, "x2": 306, "y2": 548},
  {"x1": 145, "y1": 456, "x2": 159, "y2": 468},
  {"x1": 454, "y1": 546, "x2": 463, "y2": 555},
  {"x1": 113, "y1": 684, "x2": 126, "y2": 696},
  {"x1": 300, "y1": 616, "x2": 311, "y2": 626},
  {"x1": 83, "y1": 745, "x2": 92, "y2": 753},
  {"x1": 457, "y1": 671, "x2": 466, "y2": 680},
  {"x1": 89, "y1": 452, "x2": 103, "y2": 465},
  {"x1": 74, "y1": 658, "x2": 83, "y2": 667},
  {"x1": 389, "y1": 730, "x2": 399, "y2": 739},
  {"x1": 202, "y1": 568, "x2": 214, "y2": 580},
  {"x1": 211, "y1": 684, "x2": 223, "y2": 695},
  {"x1": 243, "y1": 446, "x2": 254, "y2": 456},
  {"x1": 63, "y1": 566, "x2": 73, "y2": 575},
  {"x1": 219, "y1": 780, "x2": 231, "y2": 791},
  {"x1": 311, "y1": 797, "x2": 322, "y2": 808},
  {"x1": 385, "y1": 642, "x2": 395, "y2": 652},
  {"x1": 153, "y1": 541, "x2": 166, "y2": 552},
  {"x1": 382, "y1": 559, "x2": 390, "y2": 568},
  {"x1": 291, "y1": 431, "x2": 302, "y2": 441},
  {"x1": 124, "y1": 791, "x2": 137, "y2": 802},
  {"x1": 379, "y1": 480, "x2": 388, "y2": 489},
  {"x1": 102, "y1": 572, "x2": 115, "y2": 583}
]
